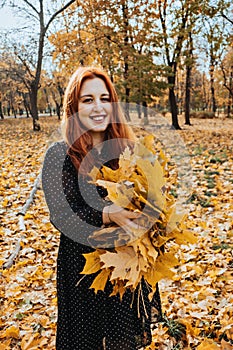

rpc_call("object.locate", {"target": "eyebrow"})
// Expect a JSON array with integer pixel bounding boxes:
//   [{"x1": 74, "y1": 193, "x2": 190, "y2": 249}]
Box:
[{"x1": 79, "y1": 93, "x2": 110, "y2": 99}]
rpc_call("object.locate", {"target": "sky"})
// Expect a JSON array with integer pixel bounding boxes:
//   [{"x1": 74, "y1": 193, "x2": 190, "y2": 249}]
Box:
[
  {"x1": 0, "y1": 6, "x2": 19, "y2": 30},
  {"x1": 0, "y1": 4, "x2": 55, "y2": 73}
]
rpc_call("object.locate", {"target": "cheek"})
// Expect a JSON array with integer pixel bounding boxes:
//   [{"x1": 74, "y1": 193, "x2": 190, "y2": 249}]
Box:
[
  {"x1": 106, "y1": 104, "x2": 113, "y2": 115},
  {"x1": 78, "y1": 104, "x2": 92, "y2": 118}
]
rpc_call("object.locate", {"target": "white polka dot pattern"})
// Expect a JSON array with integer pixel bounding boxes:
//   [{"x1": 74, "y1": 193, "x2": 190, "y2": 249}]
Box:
[{"x1": 42, "y1": 141, "x2": 161, "y2": 350}]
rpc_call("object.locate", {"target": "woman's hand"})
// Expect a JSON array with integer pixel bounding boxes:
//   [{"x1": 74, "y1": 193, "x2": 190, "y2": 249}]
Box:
[{"x1": 103, "y1": 203, "x2": 142, "y2": 232}]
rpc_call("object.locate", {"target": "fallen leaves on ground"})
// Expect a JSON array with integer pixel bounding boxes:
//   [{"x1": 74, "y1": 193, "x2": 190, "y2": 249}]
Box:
[
  {"x1": 0, "y1": 116, "x2": 232, "y2": 349},
  {"x1": 146, "y1": 117, "x2": 233, "y2": 349},
  {"x1": 0, "y1": 118, "x2": 60, "y2": 349}
]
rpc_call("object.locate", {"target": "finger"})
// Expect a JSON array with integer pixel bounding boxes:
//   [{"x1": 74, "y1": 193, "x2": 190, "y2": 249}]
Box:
[
  {"x1": 122, "y1": 219, "x2": 145, "y2": 232},
  {"x1": 125, "y1": 210, "x2": 142, "y2": 219}
]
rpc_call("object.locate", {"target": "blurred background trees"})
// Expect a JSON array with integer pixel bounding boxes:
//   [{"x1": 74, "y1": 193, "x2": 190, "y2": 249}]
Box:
[{"x1": 0, "y1": 0, "x2": 232, "y2": 129}]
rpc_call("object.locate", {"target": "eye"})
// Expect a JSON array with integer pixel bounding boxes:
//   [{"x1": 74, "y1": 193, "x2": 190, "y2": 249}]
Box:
[
  {"x1": 82, "y1": 98, "x2": 93, "y2": 103},
  {"x1": 101, "y1": 96, "x2": 110, "y2": 102}
]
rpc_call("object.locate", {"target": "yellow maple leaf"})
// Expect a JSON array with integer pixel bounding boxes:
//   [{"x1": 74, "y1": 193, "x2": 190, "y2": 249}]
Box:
[
  {"x1": 20, "y1": 333, "x2": 41, "y2": 350},
  {"x1": 90, "y1": 269, "x2": 110, "y2": 293},
  {"x1": 99, "y1": 165, "x2": 121, "y2": 183},
  {"x1": 172, "y1": 229, "x2": 197, "y2": 245},
  {"x1": 145, "y1": 261, "x2": 174, "y2": 287},
  {"x1": 142, "y1": 134, "x2": 155, "y2": 153},
  {"x1": 0, "y1": 339, "x2": 11, "y2": 350},
  {"x1": 24, "y1": 213, "x2": 34, "y2": 219},
  {"x1": 135, "y1": 193, "x2": 162, "y2": 217},
  {"x1": 157, "y1": 251, "x2": 179, "y2": 268},
  {"x1": 178, "y1": 319, "x2": 200, "y2": 336},
  {"x1": 141, "y1": 234, "x2": 158, "y2": 263},
  {"x1": 151, "y1": 233, "x2": 169, "y2": 248},
  {"x1": 134, "y1": 135, "x2": 157, "y2": 161},
  {"x1": 88, "y1": 166, "x2": 100, "y2": 182},
  {"x1": 129, "y1": 173, "x2": 147, "y2": 196},
  {"x1": 109, "y1": 279, "x2": 126, "y2": 300},
  {"x1": 1, "y1": 199, "x2": 9, "y2": 208},
  {"x1": 1, "y1": 325, "x2": 19, "y2": 339},
  {"x1": 96, "y1": 179, "x2": 135, "y2": 209},
  {"x1": 42, "y1": 270, "x2": 53, "y2": 279},
  {"x1": 220, "y1": 339, "x2": 233, "y2": 349},
  {"x1": 80, "y1": 250, "x2": 103, "y2": 274},
  {"x1": 136, "y1": 158, "x2": 166, "y2": 211},
  {"x1": 101, "y1": 246, "x2": 135, "y2": 274},
  {"x1": 166, "y1": 206, "x2": 185, "y2": 233},
  {"x1": 197, "y1": 339, "x2": 220, "y2": 350},
  {"x1": 144, "y1": 251, "x2": 178, "y2": 287}
]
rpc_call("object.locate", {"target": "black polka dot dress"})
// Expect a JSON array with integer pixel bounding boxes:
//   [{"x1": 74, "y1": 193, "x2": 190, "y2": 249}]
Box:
[{"x1": 42, "y1": 141, "x2": 162, "y2": 350}]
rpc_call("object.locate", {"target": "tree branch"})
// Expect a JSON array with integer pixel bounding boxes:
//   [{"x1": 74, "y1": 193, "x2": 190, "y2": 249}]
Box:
[
  {"x1": 18, "y1": 172, "x2": 42, "y2": 216},
  {"x1": 45, "y1": 0, "x2": 76, "y2": 32},
  {"x1": 221, "y1": 11, "x2": 233, "y2": 25},
  {"x1": 0, "y1": 1, "x2": 7, "y2": 9},
  {"x1": 22, "y1": 0, "x2": 39, "y2": 15},
  {"x1": 13, "y1": 49, "x2": 35, "y2": 80},
  {"x1": 220, "y1": 63, "x2": 233, "y2": 96},
  {"x1": 158, "y1": 0, "x2": 170, "y2": 66},
  {"x1": 172, "y1": 4, "x2": 189, "y2": 65},
  {"x1": 2, "y1": 172, "x2": 42, "y2": 269},
  {"x1": 2, "y1": 238, "x2": 22, "y2": 269}
]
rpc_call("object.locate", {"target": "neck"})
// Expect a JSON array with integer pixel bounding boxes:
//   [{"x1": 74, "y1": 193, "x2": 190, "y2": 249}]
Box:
[{"x1": 91, "y1": 133, "x2": 104, "y2": 147}]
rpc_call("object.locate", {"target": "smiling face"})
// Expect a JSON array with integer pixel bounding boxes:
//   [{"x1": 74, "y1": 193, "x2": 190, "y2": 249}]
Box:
[{"x1": 78, "y1": 77, "x2": 112, "y2": 145}]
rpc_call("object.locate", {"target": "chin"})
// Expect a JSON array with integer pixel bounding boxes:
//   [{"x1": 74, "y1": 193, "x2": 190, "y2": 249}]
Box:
[{"x1": 92, "y1": 124, "x2": 109, "y2": 132}]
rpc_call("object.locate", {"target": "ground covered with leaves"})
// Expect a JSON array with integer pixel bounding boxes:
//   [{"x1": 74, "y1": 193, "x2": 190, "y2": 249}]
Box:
[{"x1": 0, "y1": 116, "x2": 232, "y2": 349}]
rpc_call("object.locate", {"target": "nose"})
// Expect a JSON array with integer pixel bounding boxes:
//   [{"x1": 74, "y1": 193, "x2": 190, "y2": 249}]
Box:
[{"x1": 93, "y1": 99, "x2": 104, "y2": 112}]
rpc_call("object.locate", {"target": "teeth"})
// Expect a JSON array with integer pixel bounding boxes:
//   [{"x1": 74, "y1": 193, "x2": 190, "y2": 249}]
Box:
[{"x1": 92, "y1": 115, "x2": 105, "y2": 121}]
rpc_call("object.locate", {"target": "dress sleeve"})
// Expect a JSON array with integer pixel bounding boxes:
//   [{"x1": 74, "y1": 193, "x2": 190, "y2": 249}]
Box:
[{"x1": 42, "y1": 142, "x2": 106, "y2": 245}]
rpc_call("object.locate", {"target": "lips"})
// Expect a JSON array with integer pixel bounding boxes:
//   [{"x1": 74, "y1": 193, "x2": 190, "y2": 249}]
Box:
[{"x1": 90, "y1": 115, "x2": 106, "y2": 121}]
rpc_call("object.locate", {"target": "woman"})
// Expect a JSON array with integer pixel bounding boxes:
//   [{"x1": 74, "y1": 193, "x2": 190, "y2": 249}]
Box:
[{"x1": 42, "y1": 67, "x2": 161, "y2": 350}]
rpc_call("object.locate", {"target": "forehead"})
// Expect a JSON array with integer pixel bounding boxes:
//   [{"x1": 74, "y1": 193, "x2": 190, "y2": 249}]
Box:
[{"x1": 80, "y1": 77, "x2": 109, "y2": 95}]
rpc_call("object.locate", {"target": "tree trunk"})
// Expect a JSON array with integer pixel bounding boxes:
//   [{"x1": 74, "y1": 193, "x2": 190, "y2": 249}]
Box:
[
  {"x1": 44, "y1": 87, "x2": 52, "y2": 116},
  {"x1": 55, "y1": 101, "x2": 61, "y2": 120},
  {"x1": 136, "y1": 102, "x2": 141, "y2": 119},
  {"x1": 122, "y1": 1, "x2": 130, "y2": 122},
  {"x1": 202, "y1": 73, "x2": 208, "y2": 111},
  {"x1": 11, "y1": 104, "x2": 17, "y2": 118},
  {"x1": 227, "y1": 90, "x2": 232, "y2": 118},
  {"x1": 169, "y1": 87, "x2": 181, "y2": 129},
  {"x1": 209, "y1": 63, "x2": 217, "y2": 113},
  {"x1": 0, "y1": 102, "x2": 4, "y2": 119},
  {"x1": 30, "y1": 85, "x2": 40, "y2": 131},
  {"x1": 124, "y1": 86, "x2": 130, "y2": 121},
  {"x1": 143, "y1": 101, "x2": 148, "y2": 125},
  {"x1": 185, "y1": 31, "x2": 193, "y2": 125},
  {"x1": 29, "y1": 0, "x2": 75, "y2": 130},
  {"x1": 25, "y1": 105, "x2": 30, "y2": 118},
  {"x1": 168, "y1": 74, "x2": 181, "y2": 129},
  {"x1": 52, "y1": 83, "x2": 63, "y2": 121},
  {"x1": 228, "y1": 68, "x2": 233, "y2": 118},
  {"x1": 23, "y1": 93, "x2": 31, "y2": 118},
  {"x1": 184, "y1": 63, "x2": 192, "y2": 125}
]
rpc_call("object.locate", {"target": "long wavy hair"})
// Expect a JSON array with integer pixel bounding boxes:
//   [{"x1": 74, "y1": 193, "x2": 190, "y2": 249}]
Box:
[{"x1": 61, "y1": 66, "x2": 135, "y2": 174}]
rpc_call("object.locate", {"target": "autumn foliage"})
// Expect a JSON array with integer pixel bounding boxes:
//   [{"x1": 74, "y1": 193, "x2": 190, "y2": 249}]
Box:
[
  {"x1": 81, "y1": 135, "x2": 196, "y2": 301},
  {"x1": 0, "y1": 116, "x2": 233, "y2": 349}
]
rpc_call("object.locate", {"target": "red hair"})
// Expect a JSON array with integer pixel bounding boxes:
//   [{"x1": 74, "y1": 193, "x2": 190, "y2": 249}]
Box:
[{"x1": 61, "y1": 66, "x2": 135, "y2": 174}]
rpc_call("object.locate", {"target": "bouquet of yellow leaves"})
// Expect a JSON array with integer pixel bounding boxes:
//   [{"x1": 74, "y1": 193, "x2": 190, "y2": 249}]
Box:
[{"x1": 81, "y1": 135, "x2": 196, "y2": 300}]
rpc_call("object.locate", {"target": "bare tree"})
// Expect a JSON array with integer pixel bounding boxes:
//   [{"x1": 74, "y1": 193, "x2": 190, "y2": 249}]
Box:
[
  {"x1": 1, "y1": 0, "x2": 76, "y2": 130},
  {"x1": 157, "y1": 0, "x2": 199, "y2": 129}
]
